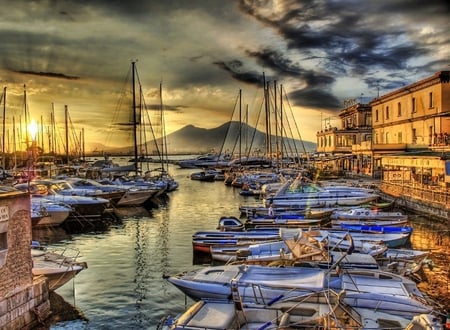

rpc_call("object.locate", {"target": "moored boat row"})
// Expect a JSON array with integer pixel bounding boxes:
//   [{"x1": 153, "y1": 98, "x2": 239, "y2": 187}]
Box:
[{"x1": 159, "y1": 173, "x2": 445, "y2": 329}]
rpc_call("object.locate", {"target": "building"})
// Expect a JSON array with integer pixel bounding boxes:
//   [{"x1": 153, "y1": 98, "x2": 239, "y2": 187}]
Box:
[
  {"x1": 316, "y1": 101, "x2": 372, "y2": 175},
  {"x1": 316, "y1": 70, "x2": 450, "y2": 219},
  {"x1": 0, "y1": 189, "x2": 50, "y2": 329}
]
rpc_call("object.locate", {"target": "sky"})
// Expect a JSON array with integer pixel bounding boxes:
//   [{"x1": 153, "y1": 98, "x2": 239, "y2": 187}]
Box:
[{"x1": 0, "y1": 0, "x2": 449, "y2": 153}]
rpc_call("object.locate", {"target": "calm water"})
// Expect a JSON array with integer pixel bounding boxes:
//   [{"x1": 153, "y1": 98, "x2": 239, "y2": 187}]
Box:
[{"x1": 32, "y1": 161, "x2": 448, "y2": 330}]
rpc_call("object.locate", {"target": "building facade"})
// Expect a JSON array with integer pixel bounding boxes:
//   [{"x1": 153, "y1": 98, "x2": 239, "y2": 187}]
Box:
[
  {"x1": 316, "y1": 101, "x2": 372, "y2": 174},
  {"x1": 315, "y1": 70, "x2": 450, "y2": 218}
]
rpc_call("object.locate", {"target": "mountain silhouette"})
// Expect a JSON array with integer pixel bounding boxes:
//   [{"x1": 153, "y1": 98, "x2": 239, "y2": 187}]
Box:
[{"x1": 98, "y1": 121, "x2": 316, "y2": 155}]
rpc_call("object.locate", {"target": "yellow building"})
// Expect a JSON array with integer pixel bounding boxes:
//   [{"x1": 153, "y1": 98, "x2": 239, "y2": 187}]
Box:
[
  {"x1": 371, "y1": 70, "x2": 450, "y2": 148},
  {"x1": 316, "y1": 101, "x2": 372, "y2": 175},
  {"x1": 370, "y1": 71, "x2": 450, "y2": 189}
]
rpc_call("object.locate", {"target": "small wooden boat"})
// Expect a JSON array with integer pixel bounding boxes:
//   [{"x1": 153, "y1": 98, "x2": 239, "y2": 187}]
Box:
[
  {"x1": 245, "y1": 213, "x2": 331, "y2": 229},
  {"x1": 328, "y1": 230, "x2": 411, "y2": 248},
  {"x1": 239, "y1": 204, "x2": 327, "y2": 217},
  {"x1": 216, "y1": 216, "x2": 244, "y2": 231},
  {"x1": 218, "y1": 212, "x2": 331, "y2": 231},
  {"x1": 192, "y1": 229, "x2": 289, "y2": 255},
  {"x1": 337, "y1": 224, "x2": 413, "y2": 235},
  {"x1": 331, "y1": 207, "x2": 408, "y2": 222},
  {"x1": 332, "y1": 218, "x2": 409, "y2": 227},
  {"x1": 210, "y1": 229, "x2": 388, "y2": 263},
  {"x1": 189, "y1": 170, "x2": 216, "y2": 181}
]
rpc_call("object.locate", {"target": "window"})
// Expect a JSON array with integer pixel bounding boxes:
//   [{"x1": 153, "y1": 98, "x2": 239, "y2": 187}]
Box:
[
  {"x1": 412, "y1": 128, "x2": 417, "y2": 144},
  {"x1": 375, "y1": 109, "x2": 379, "y2": 122},
  {"x1": 398, "y1": 132, "x2": 402, "y2": 143},
  {"x1": 0, "y1": 232, "x2": 7, "y2": 267},
  {"x1": 397, "y1": 102, "x2": 402, "y2": 117},
  {"x1": 386, "y1": 106, "x2": 389, "y2": 120},
  {"x1": 385, "y1": 132, "x2": 389, "y2": 144},
  {"x1": 412, "y1": 97, "x2": 416, "y2": 113},
  {"x1": 429, "y1": 92, "x2": 433, "y2": 108},
  {"x1": 0, "y1": 232, "x2": 6, "y2": 250}
]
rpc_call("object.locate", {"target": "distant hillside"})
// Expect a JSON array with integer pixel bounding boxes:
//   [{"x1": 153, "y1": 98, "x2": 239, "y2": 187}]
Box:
[{"x1": 97, "y1": 121, "x2": 316, "y2": 155}]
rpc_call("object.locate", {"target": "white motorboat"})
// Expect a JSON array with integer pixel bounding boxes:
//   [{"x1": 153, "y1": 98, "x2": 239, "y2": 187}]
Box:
[
  {"x1": 266, "y1": 177, "x2": 379, "y2": 208},
  {"x1": 31, "y1": 198, "x2": 72, "y2": 227},
  {"x1": 158, "y1": 290, "x2": 360, "y2": 330},
  {"x1": 14, "y1": 182, "x2": 110, "y2": 219},
  {"x1": 158, "y1": 292, "x2": 442, "y2": 330},
  {"x1": 177, "y1": 153, "x2": 229, "y2": 169},
  {"x1": 32, "y1": 246, "x2": 87, "y2": 291},
  {"x1": 165, "y1": 264, "x2": 435, "y2": 316}
]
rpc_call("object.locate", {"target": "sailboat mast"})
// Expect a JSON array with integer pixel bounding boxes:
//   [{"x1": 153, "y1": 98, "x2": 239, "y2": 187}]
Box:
[
  {"x1": 239, "y1": 89, "x2": 242, "y2": 161},
  {"x1": 65, "y1": 105, "x2": 69, "y2": 164},
  {"x1": 2, "y1": 87, "x2": 6, "y2": 170},
  {"x1": 132, "y1": 61, "x2": 139, "y2": 174}
]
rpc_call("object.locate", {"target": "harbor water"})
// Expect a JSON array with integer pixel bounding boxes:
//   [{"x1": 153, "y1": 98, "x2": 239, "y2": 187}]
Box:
[{"x1": 31, "y1": 160, "x2": 449, "y2": 330}]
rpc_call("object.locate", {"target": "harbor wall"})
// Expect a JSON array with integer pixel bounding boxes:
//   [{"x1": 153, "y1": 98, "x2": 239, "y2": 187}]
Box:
[{"x1": 380, "y1": 182, "x2": 450, "y2": 223}]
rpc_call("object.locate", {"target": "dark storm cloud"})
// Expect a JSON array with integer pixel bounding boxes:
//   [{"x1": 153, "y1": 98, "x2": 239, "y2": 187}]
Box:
[
  {"x1": 289, "y1": 88, "x2": 341, "y2": 109},
  {"x1": 239, "y1": 0, "x2": 449, "y2": 108},
  {"x1": 213, "y1": 60, "x2": 263, "y2": 85},
  {"x1": 14, "y1": 70, "x2": 80, "y2": 80}
]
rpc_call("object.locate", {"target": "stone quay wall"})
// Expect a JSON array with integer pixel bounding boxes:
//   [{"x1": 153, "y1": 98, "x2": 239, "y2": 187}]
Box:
[{"x1": 380, "y1": 182, "x2": 450, "y2": 223}]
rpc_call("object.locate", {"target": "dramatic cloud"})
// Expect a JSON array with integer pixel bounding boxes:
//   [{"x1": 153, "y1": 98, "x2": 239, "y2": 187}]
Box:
[{"x1": 0, "y1": 0, "x2": 448, "y2": 150}]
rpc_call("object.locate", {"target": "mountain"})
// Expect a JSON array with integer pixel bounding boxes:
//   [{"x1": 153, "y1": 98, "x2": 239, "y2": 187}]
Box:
[{"x1": 97, "y1": 121, "x2": 316, "y2": 155}]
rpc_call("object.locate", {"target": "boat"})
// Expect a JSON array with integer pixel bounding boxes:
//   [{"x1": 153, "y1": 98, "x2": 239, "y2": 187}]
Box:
[
  {"x1": 158, "y1": 291, "x2": 442, "y2": 330},
  {"x1": 224, "y1": 228, "x2": 330, "y2": 265},
  {"x1": 336, "y1": 224, "x2": 413, "y2": 236},
  {"x1": 31, "y1": 198, "x2": 72, "y2": 227},
  {"x1": 218, "y1": 211, "x2": 332, "y2": 232},
  {"x1": 210, "y1": 228, "x2": 388, "y2": 264},
  {"x1": 157, "y1": 289, "x2": 361, "y2": 330},
  {"x1": 240, "y1": 205, "x2": 332, "y2": 218},
  {"x1": 164, "y1": 264, "x2": 435, "y2": 315},
  {"x1": 331, "y1": 207, "x2": 408, "y2": 222},
  {"x1": 189, "y1": 170, "x2": 216, "y2": 182},
  {"x1": 266, "y1": 176, "x2": 379, "y2": 208},
  {"x1": 63, "y1": 177, "x2": 128, "y2": 205},
  {"x1": 14, "y1": 182, "x2": 111, "y2": 219},
  {"x1": 192, "y1": 229, "x2": 291, "y2": 255},
  {"x1": 244, "y1": 213, "x2": 331, "y2": 229},
  {"x1": 332, "y1": 218, "x2": 409, "y2": 227},
  {"x1": 96, "y1": 177, "x2": 162, "y2": 207},
  {"x1": 216, "y1": 216, "x2": 244, "y2": 231},
  {"x1": 328, "y1": 230, "x2": 411, "y2": 248},
  {"x1": 32, "y1": 246, "x2": 87, "y2": 291},
  {"x1": 177, "y1": 153, "x2": 230, "y2": 169}
]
